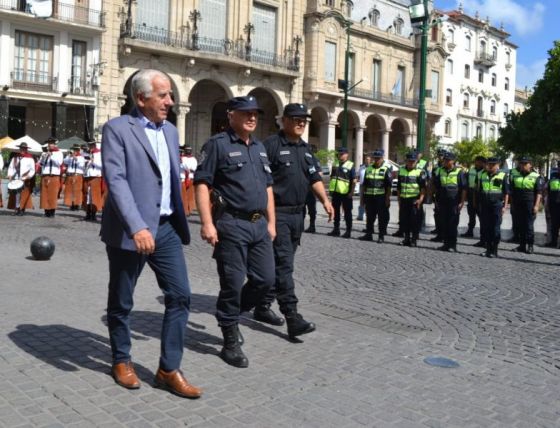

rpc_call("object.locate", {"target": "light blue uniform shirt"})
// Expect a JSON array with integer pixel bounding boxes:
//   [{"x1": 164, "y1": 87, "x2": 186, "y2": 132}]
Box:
[{"x1": 139, "y1": 113, "x2": 173, "y2": 216}]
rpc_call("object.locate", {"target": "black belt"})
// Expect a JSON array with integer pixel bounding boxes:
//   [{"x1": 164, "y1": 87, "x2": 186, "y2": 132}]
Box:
[
  {"x1": 159, "y1": 215, "x2": 171, "y2": 225},
  {"x1": 225, "y1": 208, "x2": 265, "y2": 222},
  {"x1": 276, "y1": 205, "x2": 304, "y2": 214}
]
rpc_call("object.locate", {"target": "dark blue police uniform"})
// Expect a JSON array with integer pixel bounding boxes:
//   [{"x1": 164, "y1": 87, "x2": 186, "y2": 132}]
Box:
[{"x1": 194, "y1": 129, "x2": 275, "y2": 328}]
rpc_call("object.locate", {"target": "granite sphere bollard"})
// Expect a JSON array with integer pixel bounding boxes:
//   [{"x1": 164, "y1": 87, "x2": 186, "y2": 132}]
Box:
[{"x1": 30, "y1": 236, "x2": 55, "y2": 260}]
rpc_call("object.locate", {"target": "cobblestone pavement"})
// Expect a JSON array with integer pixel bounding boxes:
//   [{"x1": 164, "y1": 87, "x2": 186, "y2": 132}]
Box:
[{"x1": 0, "y1": 199, "x2": 559, "y2": 427}]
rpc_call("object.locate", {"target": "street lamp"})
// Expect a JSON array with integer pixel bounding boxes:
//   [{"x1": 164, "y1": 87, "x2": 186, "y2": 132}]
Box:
[
  {"x1": 323, "y1": 10, "x2": 352, "y2": 148},
  {"x1": 408, "y1": 0, "x2": 433, "y2": 154}
]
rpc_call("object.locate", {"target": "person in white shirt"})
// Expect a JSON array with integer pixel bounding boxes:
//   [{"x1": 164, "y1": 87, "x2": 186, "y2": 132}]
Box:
[
  {"x1": 82, "y1": 140, "x2": 103, "y2": 221},
  {"x1": 63, "y1": 144, "x2": 86, "y2": 210},
  {"x1": 182, "y1": 146, "x2": 197, "y2": 215},
  {"x1": 39, "y1": 137, "x2": 64, "y2": 217},
  {"x1": 7, "y1": 142, "x2": 36, "y2": 215}
]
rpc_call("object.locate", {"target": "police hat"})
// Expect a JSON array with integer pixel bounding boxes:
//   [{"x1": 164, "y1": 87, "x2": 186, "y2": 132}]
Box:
[
  {"x1": 283, "y1": 103, "x2": 312, "y2": 118},
  {"x1": 337, "y1": 147, "x2": 348, "y2": 154},
  {"x1": 443, "y1": 152, "x2": 456, "y2": 160},
  {"x1": 474, "y1": 155, "x2": 487, "y2": 162},
  {"x1": 405, "y1": 152, "x2": 417, "y2": 161},
  {"x1": 226, "y1": 96, "x2": 263, "y2": 113},
  {"x1": 486, "y1": 156, "x2": 500, "y2": 164},
  {"x1": 437, "y1": 148, "x2": 446, "y2": 156},
  {"x1": 372, "y1": 150, "x2": 384, "y2": 158},
  {"x1": 517, "y1": 155, "x2": 532, "y2": 163}
]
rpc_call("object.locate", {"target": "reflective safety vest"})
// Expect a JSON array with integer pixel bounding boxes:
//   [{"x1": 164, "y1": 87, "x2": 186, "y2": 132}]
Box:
[
  {"x1": 417, "y1": 159, "x2": 427, "y2": 170},
  {"x1": 512, "y1": 171, "x2": 539, "y2": 191},
  {"x1": 398, "y1": 167, "x2": 422, "y2": 198},
  {"x1": 468, "y1": 166, "x2": 484, "y2": 189},
  {"x1": 364, "y1": 164, "x2": 389, "y2": 196},
  {"x1": 549, "y1": 177, "x2": 560, "y2": 192},
  {"x1": 329, "y1": 160, "x2": 354, "y2": 195},
  {"x1": 480, "y1": 171, "x2": 506, "y2": 201}
]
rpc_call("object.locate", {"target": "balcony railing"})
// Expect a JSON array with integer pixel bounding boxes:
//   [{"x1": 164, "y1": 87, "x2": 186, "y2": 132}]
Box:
[
  {"x1": 474, "y1": 52, "x2": 496, "y2": 67},
  {"x1": 348, "y1": 87, "x2": 417, "y2": 109},
  {"x1": 476, "y1": 109, "x2": 484, "y2": 118},
  {"x1": 68, "y1": 77, "x2": 94, "y2": 96},
  {"x1": 11, "y1": 71, "x2": 58, "y2": 92},
  {"x1": 0, "y1": 0, "x2": 104, "y2": 28},
  {"x1": 121, "y1": 24, "x2": 300, "y2": 72}
]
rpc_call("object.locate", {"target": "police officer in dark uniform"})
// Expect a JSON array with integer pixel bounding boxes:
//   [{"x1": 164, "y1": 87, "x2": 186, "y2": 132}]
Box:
[
  {"x1": 397, "y1": 152, "x2": 427, "y2": 247},
  {"x1": 545, "y1": 166, "x2": 560, "y2": 248},
  {"x1": 510, "y1": 156, "x2": 543, "y2": 254},
  {"x1": 433, "y1": 152, "x2": 467, "y2": 252},
  {"x1": 429, "y1": 149, "x2": 447, "y2": 241},
  {"x1": 358, "y1": 150, "x2": 392, "y2": 242},
  {"x1": 252, "y1": 103, "x2": 333, "y2": 338},
  {"x1": 328, "y1": 147, "x2": 356, "y2": 238},
  {"x1": 506, "y1": 161, "x2": 521, "y2": 243},
  {"x1": 463, "y1": 155, "x2": 486, "y2": 239},
  {"x1": 194, "y1": 96, "x2": 276, "y2": 368},
  {"x1": 477, "y1": 157, "x2": 510, "y2": 258}
]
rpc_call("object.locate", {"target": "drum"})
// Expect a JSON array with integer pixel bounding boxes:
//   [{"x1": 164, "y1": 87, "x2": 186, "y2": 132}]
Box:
[{"x1": 8, "y1": 179, "x2": 24, "y2": 194}]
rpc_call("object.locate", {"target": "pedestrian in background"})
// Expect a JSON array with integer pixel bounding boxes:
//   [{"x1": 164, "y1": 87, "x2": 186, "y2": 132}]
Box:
[
  {"x1": 356, "y1": 154, "x2": 371, "y2": 222},
  {"x1": 101, "y1": 69, "x2": 201, "y2": 398},
  {"x1": 397, "y1": 152, "x2": 426, "y2": 247},
  {"x1": 545, "y1": 165, "x2": 560, "y2": 248},
  {"x1": 38, "y1": 137, "x2": 63, "y2": 218},
  {"x1": 328, "y1": 147, "x2": 356, "y2": 238},
  {"x1": 463, "y1": 155, "x2": 486, "y2": 238}
]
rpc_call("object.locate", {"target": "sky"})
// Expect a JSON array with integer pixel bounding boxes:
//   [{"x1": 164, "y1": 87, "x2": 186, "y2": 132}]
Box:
[{"x1": 435, "y1": 0, "x2": 560, "y2": 90}]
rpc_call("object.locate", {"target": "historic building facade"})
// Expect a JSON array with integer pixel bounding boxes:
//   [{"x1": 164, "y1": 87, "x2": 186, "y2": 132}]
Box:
[
  {"x1": 433, "y1": 5, "x2": 517, "y2": 145},
  {"x1": 302, "y1": 0, "x2": 446, "y2": 166},
  {"x1": 0, "y1": 0, "x2": 103, "y2": 142},
  {"x1": 97, "y1": 0, "x2": 306, "y2": 150}
]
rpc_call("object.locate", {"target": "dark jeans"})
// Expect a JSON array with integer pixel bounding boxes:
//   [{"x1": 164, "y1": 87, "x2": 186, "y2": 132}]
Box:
[
  {"x1": 364, "y1": 195, "x2": 389, "y2": 236},
  {"x1": 399, "y1": 198, "x2": 422, "y2": 238},
  {"x1": 481, "y1": 201, "x2": 503, "y2": 244},
  {"x1": 332, "y1": 192, "x2": 353, "y2": 230},
  {"x1": 438, "y1": 199, "x2": 460, "y2": 246},
  {"x1": 213, "y1": 213, "x2": 274, "y2": 327},
  {"x1": 260, "y1": 211, "x2": 303, "y2": 314},
  {"x1": 514, "y1": 201, "x2": 536, "y2": 245},
  {"x1": 106, "y1": 220, "x2": 191, "y2": 371}
]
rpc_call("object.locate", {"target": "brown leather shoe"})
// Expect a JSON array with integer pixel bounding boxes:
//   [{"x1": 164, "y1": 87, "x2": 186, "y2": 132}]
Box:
[
  {"x1": 154, "y1": 369, "x2": 202, "y2": 399},
  {"x1": 112, "y1": 362, "x2": 140, "y2": 389}
]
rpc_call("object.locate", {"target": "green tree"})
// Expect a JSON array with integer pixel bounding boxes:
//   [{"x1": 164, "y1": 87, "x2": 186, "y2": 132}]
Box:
[
  {"x1": 315, "y1": 149, "x2": 336, "y2": 167},
  {"x1": 452, "y1": 136, "x2": 490, "y2": 167}
]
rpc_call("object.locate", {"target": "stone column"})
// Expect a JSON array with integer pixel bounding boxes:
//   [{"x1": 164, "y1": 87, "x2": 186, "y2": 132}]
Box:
[
  {"x1": 175, "y1": 104, "x2": 189, "y2": 147},
  {"x1": 0, "y1": 96, "x2": 8, "y2": 137},
  {"x1": 406, "y1": 133, "x2": 413, "y2": 148},
  {"x1": 354, "y1": 126, "x2": 364, "y2": 167},
  {"x1": 325, "y1": 121, "x2": 337, "y2": 151},
  {"x1": 85, "y1": 105, "x2": 94, "y2": 140},
  {"x1": 381, "y1": 130, "x2": 389, "y2": 158}
]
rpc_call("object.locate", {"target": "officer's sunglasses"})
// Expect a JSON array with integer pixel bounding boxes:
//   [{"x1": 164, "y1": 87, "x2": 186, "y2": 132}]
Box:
[{"x1": 290, "y1": 117, "x2": 308, "y2": 125}]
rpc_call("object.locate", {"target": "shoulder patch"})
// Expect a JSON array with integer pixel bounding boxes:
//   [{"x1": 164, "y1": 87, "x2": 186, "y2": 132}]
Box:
[
  {"x1": 305, "y1": 152, "x2": 312, "y2": 158},
  {"x1": 260, "y1": 152, "x2": 268, "y2": 157}
]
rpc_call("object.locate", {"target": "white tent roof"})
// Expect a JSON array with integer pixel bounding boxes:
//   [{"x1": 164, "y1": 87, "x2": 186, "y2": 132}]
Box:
[{"x1": 2, "y1": 136, "x2": 44, "y2": 155}]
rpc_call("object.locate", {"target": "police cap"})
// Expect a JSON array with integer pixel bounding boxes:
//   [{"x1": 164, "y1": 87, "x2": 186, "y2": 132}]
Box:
[
  {"x1": 283, "y1": 103, "x2": 312, "y2": 118},
  {"x1": 517, "y1": 155, "x2": 532, "y2": 163},
  {"x1": 486, "y1": 156, "x2": 500, "y2": 164},
  {"x1": 437, "y1": 148, "x2": 446, "y2": 156},
  {"x1": 372, "y1": 150, "x2": 384, "y2": 158},
  {"x1": 443, "y1": 152, "x2": 456, "y2": 160},
  {"x1": 337, "y1": 147, "x2": 348, "y2": 154},
  {"x1": 405, "y1": 152, "x2": 417, "y2": 161},
  {"x1": 474, "y1": 155, "x2": 487, "y2": 162},
  {"x1": 226, "y1": 96, "x2": 263, "y2": 113}
]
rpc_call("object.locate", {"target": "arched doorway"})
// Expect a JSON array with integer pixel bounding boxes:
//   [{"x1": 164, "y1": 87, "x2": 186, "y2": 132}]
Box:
[
  {"x1": 389, "y1": 119, "x2": 408, "y2": 162},
  {"x1": 335, "y1": 110, "x2": 358, "y2": 160},
  {"x1": 309, "y1": 106, "x2": 329, "y2": 151},
  {"x1": 186, "y1": 79, "x2": 230, "y2": 152},
  {"x1": 364, "y1": 114, "x2": 385, "y2": 155},
  {"x1": 247, "y1": 88, "x2": 280, "y2": 141},
  {"x1": 120, "y1": 70, "x2": 177, "y2": 125}
]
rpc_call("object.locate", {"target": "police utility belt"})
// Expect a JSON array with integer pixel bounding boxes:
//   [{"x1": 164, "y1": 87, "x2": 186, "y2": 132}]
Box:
[{"x1": 210, "y1": 189, "x2": 265, "y2": 223}]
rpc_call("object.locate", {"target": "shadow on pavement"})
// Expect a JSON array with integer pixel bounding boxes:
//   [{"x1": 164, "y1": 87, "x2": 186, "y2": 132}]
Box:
[{"x1": 8, "y1": 323, "x2": 153, "y2": 383}]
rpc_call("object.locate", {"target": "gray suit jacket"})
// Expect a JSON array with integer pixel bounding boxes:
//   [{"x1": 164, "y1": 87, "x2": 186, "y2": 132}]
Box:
[{"x1": 100, "y1": 108, "x2": 190, "y2": 250}]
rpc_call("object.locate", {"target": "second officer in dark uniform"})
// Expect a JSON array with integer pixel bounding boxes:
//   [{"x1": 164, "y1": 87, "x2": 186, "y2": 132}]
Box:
[
  {"x1": 194, "y1": 96, "x2": 276, "y2": 368},
  {"x1": 252, "y1": 103, "x2": 333, "y2": 339}
]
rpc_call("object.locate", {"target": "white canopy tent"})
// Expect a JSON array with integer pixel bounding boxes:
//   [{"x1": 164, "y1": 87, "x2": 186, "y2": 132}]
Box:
[{"x1": 2, "y1": 136, "x2": 44, "y2": 155}]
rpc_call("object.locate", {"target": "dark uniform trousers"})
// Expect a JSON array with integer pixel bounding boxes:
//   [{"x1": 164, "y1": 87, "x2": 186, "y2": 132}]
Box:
[
  {"x1": 303, "y1": 189, "x2": 317, "y2": 224},
  {"x1": 399, "y1": 198, "x2": 422, "y2": 238},
  {"x1": 332, "y1": 192, "x2": 353, "y2": 230},
  {"x1": 514, "y1": 199, "x2": 536, "y2": 246},
  {"x1": 549, "y1": 198, "x2": 560, "y2": 245},
  {"x1": 438, "y1": 198, "x2": 460, "y2": 246},
  {"x1": 364, "y1": 195, "x2": 389, "y2": 235},
  {"x1": 510, "y1": 205, "x2": 520, "y2": 240},
  {"x1": 480, "y1": 199, "x2": 503, "y2": 245},
  {"x1": 466, "y1": 191, "x2": 480, "y2": 231},
  {"x1": 261, "y1": 211, "x2": 302, "y2": 314},
  {"x1": 106, "y1": 220, "x2": 190, "y2": 372},
  {"x1": 213, "y1": 214, "x2": 275, "y2": 327}
]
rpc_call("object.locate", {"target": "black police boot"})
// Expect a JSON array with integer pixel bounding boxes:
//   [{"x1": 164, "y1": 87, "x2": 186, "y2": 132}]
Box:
[
  {"x1": 220, "y1": 325, "x2": 248, "y2": 368},
  {"x1": 327, "y1": 228, "x2": 340, "y2": 237},
  {"x1": 237, "y1": 325, "x2": 244, "y2": 346},
  {"x1": 253, "y1": 305, "x2": 285, "y2": 326},
  {"x1": 484, "y1": 243, "x2": 494, "y2": 258},
  {"x1": 358, "y1": 233, "x2": 373, "y2": 241},
  {"x1": 430, "y1": 235, "x2": 443, "y2": 242},
  {"x1": 285, "y1": 312, "x2": 316, "y2": 340},
  {"x1": 544, "y1": 241, "x2": 558, "y2": 248},
  {"x1": 512, "y1": 244, "x2": 526, "y2": 253},
  {"x1": 493, "y1": 242, "x2": 499, "y2": 258},
  {"x1": 392, "y1": 230, "x2": 403, "y2": 237},
  {"x1": 400, "y1": 234, "x2": 411, "y2": 247},
  {"x1": 437, "y1": 244, "x2": 450, "y2": 251},
  {"x1": 526, "y1": 244, "x2": 534, "y2": 254},
  {"x1": 342, "y1": 229, "x2": 351, "y2": 239},
  {"x1": 473, "y1": 240, "x2": 486, "y2": 248},
  {"x1": 304, "y1": 224, "x2": 316, "y2": 234},
  {"x1": 461, "y1": 228, "x2": 474, "y2": 238},
  {"x1": 377, "y1": 234, "x2": 384, "y2": 243},
  {"x1": 430, "y1": 228, "x2": 438, "y2": 235}
]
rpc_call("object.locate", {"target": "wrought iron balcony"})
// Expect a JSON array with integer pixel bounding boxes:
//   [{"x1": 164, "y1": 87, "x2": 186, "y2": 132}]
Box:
[
  {"x1": 11, "y1": 71, "x2": 58, "y2": 92},
  {"x1": 0, "y1": 0, "x2": 104, "y2": 28},
  {"x1": 68, "y1": 77, "x2": 94, "y2": 96},
  {"x1": 348, "y1": 87, "x2": 418, "y2": 109},
  {"x1": 474, "y1": 52, "x2": 496, "y2": 67},
  {"x1": 121, "y1": 24, "x2": 300, "y2": 72}
]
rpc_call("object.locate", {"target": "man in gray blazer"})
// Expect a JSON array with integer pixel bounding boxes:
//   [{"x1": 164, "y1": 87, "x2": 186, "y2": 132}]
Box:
[{"x1": 101, "y1": 69, "x2": 201, "y2": 399}]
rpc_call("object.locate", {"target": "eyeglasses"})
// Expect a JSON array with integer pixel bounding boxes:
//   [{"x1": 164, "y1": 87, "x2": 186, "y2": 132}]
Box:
[{"x1": 289, "y1": 117, "x2": 308, "y2": 125}]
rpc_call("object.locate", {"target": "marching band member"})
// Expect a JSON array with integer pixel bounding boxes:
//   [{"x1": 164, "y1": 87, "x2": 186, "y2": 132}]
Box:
[
  {"x1": 39, "y1": 137, "x2": 63, "y2": 218},
  {"x1": 83, "y1": 140, "x2": 103, "y2": 221},
  {"x1": 63, "y1": 144, "x2": 85, "y2": 210},
  {"x1": 7, "y1": 142, "x2": 35, "y2": 215},
  {"x1": 182, "y1": 146, "x2": 197, "y2": 215}
]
